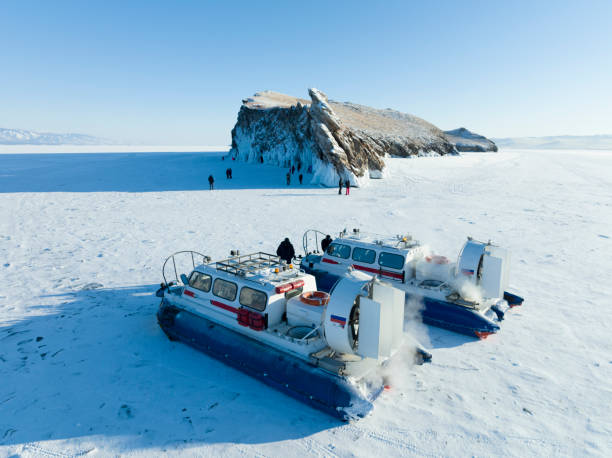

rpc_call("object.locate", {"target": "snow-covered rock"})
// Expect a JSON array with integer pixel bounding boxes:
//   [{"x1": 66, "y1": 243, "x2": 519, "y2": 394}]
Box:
[
  {"x1": 444, "y1": 127, "x2": 498, "y2": 152},
  {"x1": 0, "y1": 127, "x2": 110, "y2": 145},
  {"x1": 230, "y1": 89, "x2": 457, "y2": 186}
]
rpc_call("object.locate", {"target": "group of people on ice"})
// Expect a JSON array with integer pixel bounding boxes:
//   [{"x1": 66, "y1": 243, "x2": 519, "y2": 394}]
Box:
[
  {"x1": 338, "y1": 178, "x2": 351, "y2": 195},
  {"x1": 285, "y1": 162, "x2": 312, "y2": 186},
  {"x1": 213, "y1": 154, "x2": 353, "y2": 195},
  {"x1": 207, "y1": 167, "x2": 233, "y2": 190}
]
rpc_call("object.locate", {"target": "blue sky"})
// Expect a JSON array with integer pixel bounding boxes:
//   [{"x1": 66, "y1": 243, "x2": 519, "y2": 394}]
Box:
[{"x1": 1, "y1": 0, "x2": 611, "y2": 145}]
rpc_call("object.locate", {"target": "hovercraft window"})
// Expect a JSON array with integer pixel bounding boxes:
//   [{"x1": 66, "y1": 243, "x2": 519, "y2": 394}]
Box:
[
  {"x1": 327, "y1": 243, "x2": 351, "y2": 259},
  {"x1": 239, "y1": 286, "x2": 268, "y2": 311},
  {"x1": 188, "y1": 271, "x2": 212, "y2": 292},
  {"x1": 379, "y1": 252, "x2": 405, "y2": 270},
  {"x1": 212, "y1": 278, "x2": 237, "y2": 301},
  {"x1": 352, "y1": 247, "x2": 376, "y2": 264}
]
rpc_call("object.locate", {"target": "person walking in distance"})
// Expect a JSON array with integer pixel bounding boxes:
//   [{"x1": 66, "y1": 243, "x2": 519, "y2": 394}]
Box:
[
  {"x1": 345, "y1": 179, "x2": 350, "y2": 195},
  {"x1": 208, "y1": 174, "x2": 214, "y2": 190},
  {"x1": 338, "y1": 177, "x2": 343, "y2": 195}
]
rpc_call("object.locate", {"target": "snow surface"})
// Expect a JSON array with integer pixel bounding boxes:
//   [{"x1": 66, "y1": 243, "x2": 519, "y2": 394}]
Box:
[
  {"x1": 1, "y1": 148, "x2": 611, "y2": 456},
  {"x1": 493, "y1": 135, "x2": 612, "y2": 150}
]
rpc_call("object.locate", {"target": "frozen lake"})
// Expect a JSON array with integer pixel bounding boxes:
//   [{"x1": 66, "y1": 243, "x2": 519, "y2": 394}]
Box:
[{"x1": 1, "y1": 148, "x2": 611, "y2": 456}]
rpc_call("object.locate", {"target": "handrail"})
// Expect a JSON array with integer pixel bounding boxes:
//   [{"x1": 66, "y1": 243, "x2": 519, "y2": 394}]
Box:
[
  {"x1": 302, "y1": 229, "x2": 328, "y2": 256},
  {"x1": 162, "y1": 250, "x2": 210, "y2": 286}
]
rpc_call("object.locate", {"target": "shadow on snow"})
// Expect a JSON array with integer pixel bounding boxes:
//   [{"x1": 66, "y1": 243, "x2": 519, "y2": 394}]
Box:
[
  {"x1": 0, "y1": 152, "x2": 320, "y2": 193},
  {"x1": 0, "y1": 284, "x2": 339, "y2": 450}
]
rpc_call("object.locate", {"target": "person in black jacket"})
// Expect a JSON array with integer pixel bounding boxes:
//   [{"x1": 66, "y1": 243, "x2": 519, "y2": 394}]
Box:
[
  {"x1": 276, "y1": 238, "x2": 295, "y2": 264},
  {"x1": 321, "y1": 235, "x2": 333, "y2": 253},
  {"x1": 208, "y1": 174, "x2": 214, "y2": 190},
  {"x1": 338, "y1": 177, "x2": 343, "y2": 195}
]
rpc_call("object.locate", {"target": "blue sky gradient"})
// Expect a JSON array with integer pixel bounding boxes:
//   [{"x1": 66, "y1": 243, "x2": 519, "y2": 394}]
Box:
[{"x1": 1, "y1": 0, "x2": 611, "y2": 144}]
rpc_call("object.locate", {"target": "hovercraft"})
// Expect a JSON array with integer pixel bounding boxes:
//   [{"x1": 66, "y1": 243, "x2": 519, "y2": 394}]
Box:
[
  {"x1": 300, "y1": 230, "x2": 524, "y2": 339},
  {"x1": 155, "y1": 250, "x2": 429, "y2": 420}
]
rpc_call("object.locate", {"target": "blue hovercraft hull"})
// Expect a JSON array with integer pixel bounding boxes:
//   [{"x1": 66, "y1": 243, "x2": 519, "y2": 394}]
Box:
[
  {"x1": 300, "y1": 258, "x2": 500, "y2": 338},
  {"x1": 419, "y1": 296, "x2": 499, "y2": 337},
  {"x1": 157, "y1": 299, "x2": 381, "y2": 420},
  {"x1": 503, "y1": 291, "x2": 524, "y2": 307}
]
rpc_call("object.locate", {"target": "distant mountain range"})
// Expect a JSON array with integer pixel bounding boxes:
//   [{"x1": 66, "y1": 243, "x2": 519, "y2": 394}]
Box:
[
  {"x1": 493, "y1": 135, "x2": 612, "y2": 150},
  {"x1": 3, "y1": 125, "x2": 610, "y2": 151},
  {"x1": 0, "y1": 127, "x2": 112, "y2": 145}
]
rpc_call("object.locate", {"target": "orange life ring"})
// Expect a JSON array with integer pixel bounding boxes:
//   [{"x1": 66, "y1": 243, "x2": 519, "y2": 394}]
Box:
[{"x1": 299, "y1": 291, "x2": 330, "y2": 306}]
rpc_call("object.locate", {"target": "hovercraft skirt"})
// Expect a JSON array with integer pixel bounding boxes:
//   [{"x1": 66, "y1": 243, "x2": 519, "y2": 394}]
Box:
[
  {"x1": 420, "y1": 296, "x2": 500, "y2": 337},
  {"x1": 157, "y1": 301, "x2": 377, "y2": 420}
]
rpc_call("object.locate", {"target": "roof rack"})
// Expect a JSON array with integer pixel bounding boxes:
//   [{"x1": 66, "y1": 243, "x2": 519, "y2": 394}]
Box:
[{"x1": 215, "y1": 252, "x2": 283, "y2": 277}]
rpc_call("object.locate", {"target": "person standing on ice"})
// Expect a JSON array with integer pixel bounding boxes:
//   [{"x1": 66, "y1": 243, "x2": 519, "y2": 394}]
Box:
[
  {"x1": 321, "y1": 234, "x2": 333, "y2": 253},
  {"x1": 338, "y1": 177, "x2": 343, "y2": 195},
  {"x1": 345, "y1": 179, "x2": 350, "y2": 195},
  {"x1": 276, "y1": 238, "x2": 295, "y2": 264},
  {"x1": 208, "y1": 175, "x2": 214, "y2": 190}
]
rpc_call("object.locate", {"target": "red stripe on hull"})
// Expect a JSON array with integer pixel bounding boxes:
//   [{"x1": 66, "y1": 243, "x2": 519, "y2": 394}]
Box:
[
  {"x1": 352, "y1": 264, "x2": 403, "y2": 280},
  {"x1": 210, "y1": 299, "x2": 239, "y2": 314}
]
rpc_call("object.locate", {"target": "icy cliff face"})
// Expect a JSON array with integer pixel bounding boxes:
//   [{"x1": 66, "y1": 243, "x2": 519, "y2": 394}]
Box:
[
  {"x1": 230, "y1": 89, "x2": 456, "y2": 186},
  {"x1": 444, "y1": 127, "x2": 498, "y2": 152}
]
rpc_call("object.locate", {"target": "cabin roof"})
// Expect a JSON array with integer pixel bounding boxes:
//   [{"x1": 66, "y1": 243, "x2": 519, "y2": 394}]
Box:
[
  {"x1": 333, "y1": 234, "x2": 420, "y2": 253},
  {"x1": 192, "y1": 252, "x2": 310, "y2": 292}
]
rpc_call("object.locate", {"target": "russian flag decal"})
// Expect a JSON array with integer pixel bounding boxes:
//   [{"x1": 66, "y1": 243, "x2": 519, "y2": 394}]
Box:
[
  {"x1": 330, "y1": 314, "x2": 347, "y2": 328},
  {"x1": 461, "y1": 268, "x2": 475, "y2": 276}
]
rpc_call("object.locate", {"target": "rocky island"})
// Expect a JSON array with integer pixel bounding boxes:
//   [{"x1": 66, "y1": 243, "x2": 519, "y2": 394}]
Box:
[
  {"x1": 444, "y1": 127, "x2": 498, "y2": 152},
  {"x1": 229, "y1": 88, "x2": 457, "y2": 186}
]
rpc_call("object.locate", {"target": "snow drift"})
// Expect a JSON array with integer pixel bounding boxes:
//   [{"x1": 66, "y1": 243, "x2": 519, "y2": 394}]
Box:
[{"x1": 230, "y1": 89, "x2": 457, "y2": 186}]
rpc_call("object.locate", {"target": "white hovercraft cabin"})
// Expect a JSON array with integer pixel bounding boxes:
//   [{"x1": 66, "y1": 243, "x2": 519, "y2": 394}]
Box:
[{"x1": 156, "y1": 251, "x2": 426, "y2": 419}]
